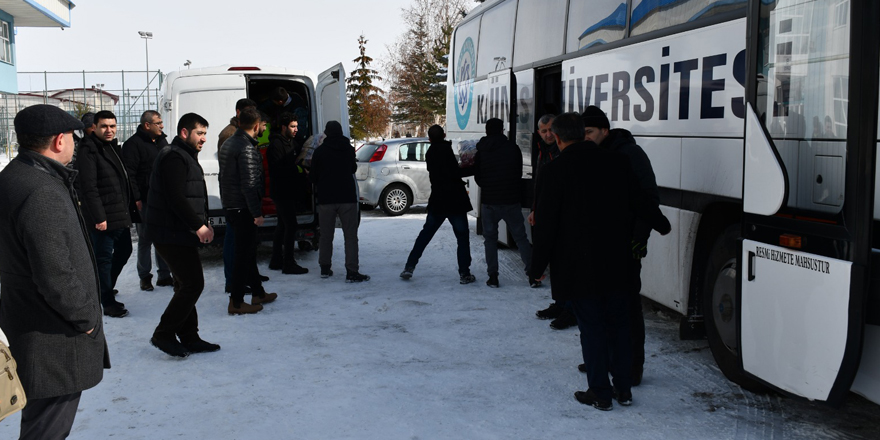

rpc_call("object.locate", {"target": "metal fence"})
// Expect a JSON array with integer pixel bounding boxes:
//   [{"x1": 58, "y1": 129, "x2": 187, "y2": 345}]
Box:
[{"x1": 2, "y1": 70, "x2": 163, "y2": 159}]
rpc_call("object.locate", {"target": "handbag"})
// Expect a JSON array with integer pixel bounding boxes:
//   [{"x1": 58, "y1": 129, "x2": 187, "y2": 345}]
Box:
[{"x1": 0, "y1": 340, "x2": 26, "y2": 421}]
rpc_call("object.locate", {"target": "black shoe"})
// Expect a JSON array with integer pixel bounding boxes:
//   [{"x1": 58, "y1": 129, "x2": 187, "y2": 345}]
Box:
[
  {"x1": 103, "y1": 303, "x2": 129, "y2": 318},
  {"x1": 536, "y1": 302, "x2": 563, "y2": 320},
  {"x1": 150, "y1": 336, "x2": 190, "y2": 358},
  {"x1": 550, "y1": 309, "x2": 577, "y2": 330},
  {"x1": 528, "y1": 276, "x2": 542, "y2": 288},
  {"x1": 578, "y1": 363, "x2": 587, "y2": 373},
  {"x1": 460, "y1": 273, "x2": 476, "y2": 284},
  {"x1": 400, "y1": 268, "x2": 414, "y2": 280},
  {"x1": 156, "y1": 277, "x2": 174, "y2": 287},
  {"x1": 613, "y1": 388, "x2": 633, "y2": 406},
  {"x1": 574, "y1": 389, "x2": 612, "y2": 411},
  {"x1": 486, "y1": 274, "x2": 499, "y2": 288},
  {"x1": 180, "y1": 336, "x2": 221, "y2": 353},
  {"x1": 346, "y1": 272, "x2": 370, "y2": 283},
  {"x1": 140, "y1": 278, "x2": 154, "y2": 291},
  {"x1": 259, "y1": 274, "x2": 270, "y2": 282},
  {"x1": 268, "y1": 258, "x2": 283, "y2": 271},
  {"x1": 321, "y1": 266, "x2": 333, "y2": 278},
  {"x1": 282, "y1": 263, "x2": 309, "y2": 275}
]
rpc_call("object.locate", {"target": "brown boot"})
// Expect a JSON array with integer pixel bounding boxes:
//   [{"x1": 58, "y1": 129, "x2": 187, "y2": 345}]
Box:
[
  {"x1": 228, "y1": 298, "x2": 263, "y2": 315},
  {"x1": 251, "y1": 292, "x2": 278, "y2": 305}
]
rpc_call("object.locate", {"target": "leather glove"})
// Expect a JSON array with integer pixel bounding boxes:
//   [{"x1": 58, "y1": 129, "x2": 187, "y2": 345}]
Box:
[{"x1": 632, "y1": 239, "x2": 647, "y2": 259}]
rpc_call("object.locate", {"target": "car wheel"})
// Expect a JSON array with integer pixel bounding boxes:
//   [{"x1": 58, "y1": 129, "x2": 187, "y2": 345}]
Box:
[
  {"x1": 380, "y1": 184, "x2": 412, "y2": 216},
  {"x1": 702, "y1": 225, "x2": 766, "y2": 392}
]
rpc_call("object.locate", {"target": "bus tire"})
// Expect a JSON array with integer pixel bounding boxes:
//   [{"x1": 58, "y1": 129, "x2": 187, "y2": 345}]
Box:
[
  {"x1": 702, "y1": 225, "x2": 766, "y2": 393},
  {"x1": 380, "y1": 184, "x2": 411, "y2": 216}
]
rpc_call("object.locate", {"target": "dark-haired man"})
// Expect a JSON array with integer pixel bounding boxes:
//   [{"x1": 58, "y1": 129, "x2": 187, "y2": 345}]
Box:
[
  {"x1": 75, "y1": 110, "x2": 134, "y2": 318},
  {"x1": 218, "y1": 98, "x2": 257, "y2": 150},
  {"x1": 0, "y1": 104, "x2": 110, "y2": 439},
  {"x1": 267, "y1": 112, "x2": 308, "y2": 274},
  {"x1": 123, "y1": 110, "x2": 172, "y2": 292},
  {"x1": 219, "y1": 108, "x2": 277, "y2": 313},
  {"x1": 400, "y1": 125, "x2": 476, "y2": 284},
  {"x1": 147, "y1": 112, "x2": 220, "y2": 357}
]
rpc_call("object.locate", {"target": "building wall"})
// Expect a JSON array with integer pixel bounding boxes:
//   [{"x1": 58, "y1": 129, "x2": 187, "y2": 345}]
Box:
[{"x1": 0, "y1": 10, "x2": 16, "y2": 94}]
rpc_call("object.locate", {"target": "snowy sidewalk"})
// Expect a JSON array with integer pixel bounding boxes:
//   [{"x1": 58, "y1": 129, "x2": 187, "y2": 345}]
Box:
[{"x1": 1, "y1": 207, "x2": 878, "y2": 439}]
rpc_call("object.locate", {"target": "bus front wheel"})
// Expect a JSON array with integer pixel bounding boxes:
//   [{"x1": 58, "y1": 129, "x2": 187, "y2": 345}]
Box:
[{"x1": 702, "y1": 225, "x2": 766, "y2": 393}]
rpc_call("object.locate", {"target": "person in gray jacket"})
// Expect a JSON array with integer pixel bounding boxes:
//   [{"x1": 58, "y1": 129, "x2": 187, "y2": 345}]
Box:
[{"x1": 0, "y1": 104, "x2": 110, "y2": 439}]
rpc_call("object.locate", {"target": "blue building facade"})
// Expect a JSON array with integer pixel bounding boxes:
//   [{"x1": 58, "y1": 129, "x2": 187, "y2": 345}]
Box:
[{"x1": 0, "y1": 0, "x2": 75, "y2": 94}]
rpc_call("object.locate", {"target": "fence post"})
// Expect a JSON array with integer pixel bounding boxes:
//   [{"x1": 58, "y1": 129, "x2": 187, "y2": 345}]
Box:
[
  {"x1": 82, "y1": 70, "x2": 87, "y2": 112},
  {"x1": 43, "y1": 71, "x2": 48, "y2": 104}
]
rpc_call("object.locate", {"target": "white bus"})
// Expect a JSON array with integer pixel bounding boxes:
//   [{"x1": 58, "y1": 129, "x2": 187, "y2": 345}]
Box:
[{"x1": 446, "y1": 0, "x2": 880, "y2": 406}]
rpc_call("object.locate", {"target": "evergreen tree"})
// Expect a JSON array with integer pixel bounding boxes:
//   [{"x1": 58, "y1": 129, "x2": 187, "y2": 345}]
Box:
[{"x1": 346, "y1": 35, "x2": 391, "y2": 140}]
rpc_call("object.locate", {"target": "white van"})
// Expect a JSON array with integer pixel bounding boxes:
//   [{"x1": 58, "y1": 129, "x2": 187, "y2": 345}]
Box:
[{"x1": 160, "y1": 64, "x2": 350, "y2": 244}]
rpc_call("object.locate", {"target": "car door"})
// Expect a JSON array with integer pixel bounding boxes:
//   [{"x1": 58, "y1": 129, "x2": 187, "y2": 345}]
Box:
[
  {"x1": 316, "y1": 63, "x2": 350, "y2": 137},
  {"x1": 397, "y1": 141, "x2": 431, "y2": 202}
]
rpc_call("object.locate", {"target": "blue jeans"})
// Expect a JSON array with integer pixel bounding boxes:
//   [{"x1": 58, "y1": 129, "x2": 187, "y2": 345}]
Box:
[
  {"x1": 405, "y1": 211, "x2": 471, "y2": 275},
  {"x1": 571, "y1": 292, "x2": 632, "y2": 401},
  {"x1": 480, "y1": 203, "x2": 531, "y2": 276},
  {"x1": 89, "y1": 227, "x2": 132, "y2": 306}
]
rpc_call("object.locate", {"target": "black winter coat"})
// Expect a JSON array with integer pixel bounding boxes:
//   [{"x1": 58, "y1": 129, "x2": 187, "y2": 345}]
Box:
[
  {"x1": 218, "y1": 129, "x2": 264, "y2": 217},
  {"x1": 145, "y1": 137, "x2": 209, "y2": 247},
  {"x1": 309, "y1": 134, "x2": 357, "y2": 205},
  {"x1": 426, "y1": 139, "x2": 473, "y2": 215},
  {"x1": 122, "y1": 126, "x2": 168, "y2": 204},
  {"x1": 74, "y1": 133, "x2": 134, "y2": 230},
  {"x1": 529, "y1": 141, "x2": 670, "y2": 301},
  {"x1": 473, "y1": 134, "x2": 523, "y2": 205},
  {"x1": 602, "y1": 128, "x2": 660, "y2": 244},
  {"x1": 266, "y1": 133, "x2": 303, "y2": 203}
]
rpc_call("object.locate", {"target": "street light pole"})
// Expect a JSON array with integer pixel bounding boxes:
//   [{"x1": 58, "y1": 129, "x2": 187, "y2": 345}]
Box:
[{"x1": 138, "y1": 31, "x2": 153, "y2": 110}]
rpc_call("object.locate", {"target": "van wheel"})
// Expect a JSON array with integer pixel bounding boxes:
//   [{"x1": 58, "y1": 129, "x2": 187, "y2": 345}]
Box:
[
  {"x1": 380, "y1": 184, "x2": 411, "y2": 216},
  {"x1": 702, "y1": 225, "x2": 766, "y2": 392}
]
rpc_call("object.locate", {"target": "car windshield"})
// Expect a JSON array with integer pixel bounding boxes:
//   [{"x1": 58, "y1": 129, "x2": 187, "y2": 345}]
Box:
[{"x1": 355, "y1": 144, "x2": 380, "y2": 162}]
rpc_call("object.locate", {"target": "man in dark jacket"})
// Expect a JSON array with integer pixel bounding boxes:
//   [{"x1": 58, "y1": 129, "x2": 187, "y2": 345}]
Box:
[
  {"x1": 529, "y1": 112, "x2": 670, "y2": 411},
  {"x1": 146, "y1": 113, "x2": 221, "y2": 357},
  {"x1": 123, "y1": 110, "x2": 172, "y2": 292},
  {"x1": 400, "y1": 125, "x2": 476, "y2": 284},
  {"x1": 0, "y1": 104, "x2": 110, "y2": 439},
  {"x1": 218, "y1": 98, "x2": 257, "y2": 150},
  {"x1": 75, "y1": 110, "x2": 133, "y2": 318},
  {"x1": 267, "y1": 112, "x2": 308, "y2": 275},
  {"x1": 473, "y1": 118, "x2": 533, "y2": 288},
  {"x1": 309, "y1": 121, "x2": 369, "y2": 282},
  {"x1": 219, "y1": 107, "x2": 276, "y2": 314},
  {"x1": 582, "y1": 105, "x2": 661, "y2": 386}
]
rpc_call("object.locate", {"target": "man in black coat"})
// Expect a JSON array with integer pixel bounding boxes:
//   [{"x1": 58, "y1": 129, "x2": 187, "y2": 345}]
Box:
[
  {"x1": 75, "y1": 110, "x2": 133, "y2": 318},
  {"x1": 0, "y1": 104, "x2": 110, "y2": 439},
  {"x1": 473, "y1": 118, "x2": 532, "y2": 288},
  {"x1": 123, "y1": 110, "x2": 172, "y2": 292},
  {"x1": 267, "y1": 112, "x2": 308, "y2": 275},
  {"x1": 146, "y1": 113, "x2": 221, "y2": 357},
  {"x1": 219, "y1": 107, "x2": 277, "y2": 314},
  {"x1": 400, "y1": 125, "x2": 476, "y2": 284},
  {"x1": 528, "y1": 112, "x2": 670, "y2": 411},
  {"x1": 309, "y1": 121, "x2": 369, "y2": 282},
  {"x1": 582, "y1": 105, "x2": 661, "y2": 387}
]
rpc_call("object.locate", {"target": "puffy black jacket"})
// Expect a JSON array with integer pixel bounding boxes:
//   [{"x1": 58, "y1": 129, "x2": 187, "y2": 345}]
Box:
[
  {"x1": 426, "y1": 139, "x2": 473, "y2": 215},
  {"x1": 308, "y1": 135, "x2": 357, "y2": 205},
  {"x1": 122, "y1": 126, "x2": 168, "y2": 204},
  {"x1": 218, "y1": 129, "x2": 264, "y2": 217},
  {"x1": 266, "y1": 133, "x2": 303, "y2": 203},
  {"x1": 74, "y1": 133, "x2": 133, "y2": 230},
  {"x1": 145, "y1": 137, "x2": 208, "y2": 247},
  {"x1": 473, "y1": 134, "x2": 523, "y2": 205},
  {"x1": 601, "y1": 129, "x2": 660, "y2": 243}
]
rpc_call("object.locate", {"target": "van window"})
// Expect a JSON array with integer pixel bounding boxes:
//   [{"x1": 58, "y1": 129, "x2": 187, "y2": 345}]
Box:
[
  {"x1": 567, "y1": 0, "x2": 627, "y2": 52},
  {"x1": 630, "y1": 0, "x2": 747, "y2": 37},
  {"x1": 477, "y1": 0, "x2": 516, "y2": 76},
  {"x1": 513, "y1": 0, "x2": 566, "y2": 68}
]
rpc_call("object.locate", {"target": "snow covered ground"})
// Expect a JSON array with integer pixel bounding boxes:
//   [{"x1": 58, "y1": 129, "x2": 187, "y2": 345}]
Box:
[{"x1": 1, "y1": 207, "x2": 879, "y2": 439}]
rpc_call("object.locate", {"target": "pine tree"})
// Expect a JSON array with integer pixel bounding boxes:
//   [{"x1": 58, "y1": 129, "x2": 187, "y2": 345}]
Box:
[{"x1": 346, "y1": 35, "x2": 391, "y2": 140}]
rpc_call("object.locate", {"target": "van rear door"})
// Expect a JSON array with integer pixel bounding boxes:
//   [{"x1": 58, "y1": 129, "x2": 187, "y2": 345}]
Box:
[{"x1": 316, "y1": 64, "x2": 350, "y2": 137}]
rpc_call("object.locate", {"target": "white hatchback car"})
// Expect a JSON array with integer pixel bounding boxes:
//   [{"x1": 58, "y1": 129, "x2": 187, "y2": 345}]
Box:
[{"x1": 355, "y1": 138, "x2": 431, "y2": 216}]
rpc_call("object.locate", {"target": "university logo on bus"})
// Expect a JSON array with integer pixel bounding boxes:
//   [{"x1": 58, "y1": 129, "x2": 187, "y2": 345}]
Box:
[{"x1": 455, "y1": 37, "x2": 476, "y2": 130}]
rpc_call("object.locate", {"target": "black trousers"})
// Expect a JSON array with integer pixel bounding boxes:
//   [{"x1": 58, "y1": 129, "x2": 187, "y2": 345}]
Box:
[
  {"x1": 227, "y1": 208, "x2": 265, "y2": 303},
  {"x1": 19, "y1": 391, "x2": 82, "y2": 440},
  {"x1": 571, "y1": 293, "x2": 632, "y2": 402},
  {"x1": 272, "y1": 200, "x2": 298, "y2": 263},
  {"x1": 154, "y1": 243, "x2": 203, "y2": 341},
  {"x1": 629, "y1": 259, "x2": 645, "y2": 372}
]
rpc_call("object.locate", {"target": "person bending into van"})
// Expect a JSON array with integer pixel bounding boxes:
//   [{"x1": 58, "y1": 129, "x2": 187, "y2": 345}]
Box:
[
  {"x1": 582, "y1": 105, "x2": 661, "y2": 387},
  {"x1": 219, "y1": 108, "x2": 277, "y2": 314},
  {"x1": 399, "y1": 125, "x2": 476, "y2": 284},
  {"x1": 528, "y1": 112, "x2": 670, "y2": 411},
  {"x1": 473, "y1": 118, "x2": 533, "y2": 288},
  {"x1": 309, "y1": 121, "x2": 369, "y2": 282},
  {"x1": 147, "y1": 113, "x2": 220, "y2": 357},
  {"x1": 267, "y1": 112, "x2": 308, "y2": 274}
]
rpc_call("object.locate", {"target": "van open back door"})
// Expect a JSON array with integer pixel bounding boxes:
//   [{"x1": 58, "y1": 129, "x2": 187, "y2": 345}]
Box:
[{"x1": 316, "y1": 64, "x2": 350, "y2": 137}]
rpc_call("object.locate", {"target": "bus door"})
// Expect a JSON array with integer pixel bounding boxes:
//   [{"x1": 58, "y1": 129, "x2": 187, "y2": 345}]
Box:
[
  {"x1": 316, "y1": 63, "x2": 350, "y2": 138},
  {"x1": 738, "y1": 0, "x2": 877, "y2": 405},
  {"x1": 486, "y1": 68, "x2": 518, "y2": 246}
]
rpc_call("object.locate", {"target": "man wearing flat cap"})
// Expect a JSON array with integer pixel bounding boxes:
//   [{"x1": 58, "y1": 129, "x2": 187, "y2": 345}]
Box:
[{"x1": 0, "y1": 104, "x2": 110, "y2": 439}]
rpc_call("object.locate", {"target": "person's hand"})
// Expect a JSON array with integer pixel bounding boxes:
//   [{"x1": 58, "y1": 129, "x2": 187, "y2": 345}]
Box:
[
  {"x1": 136, "y1": 200, "x2": 143, "y2": 211},
  {"x1": 196, "y1": 224, "x2": 214, "y2": 244},
  {"x1": 96, "y1": 221, "x2": 107, "y2": 231},
  {"x1": 527, "y1": 211, "x2": 535, "y2": 226},
  {"x1": 86, "y1": 328, "x2": 94, "y2": 335},
  {"x1": 254, "y1": 216, "x2": 265, "y2": 226}
]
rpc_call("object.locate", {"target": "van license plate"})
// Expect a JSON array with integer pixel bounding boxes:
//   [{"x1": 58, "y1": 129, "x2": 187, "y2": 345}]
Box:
[{"x1": 208, "y1": 216, "x2": 226, "y2": 226}]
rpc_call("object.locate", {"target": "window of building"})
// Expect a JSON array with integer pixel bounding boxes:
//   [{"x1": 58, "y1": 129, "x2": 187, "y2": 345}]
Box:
[{"x1": 0, "y1": 20, "x2": 12, "y2": 64}]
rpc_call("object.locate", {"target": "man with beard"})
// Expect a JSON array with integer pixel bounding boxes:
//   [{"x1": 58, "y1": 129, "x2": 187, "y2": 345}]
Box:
[
  {"x1": 147, "y1": 113, "x2": 220, "y2": 357},
  {"x1": 123, "y1": 110, "x2": 173, "y2": 292},
  {"x1": 267, "y1": 112, "x2": 308, "y2": 274}
]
